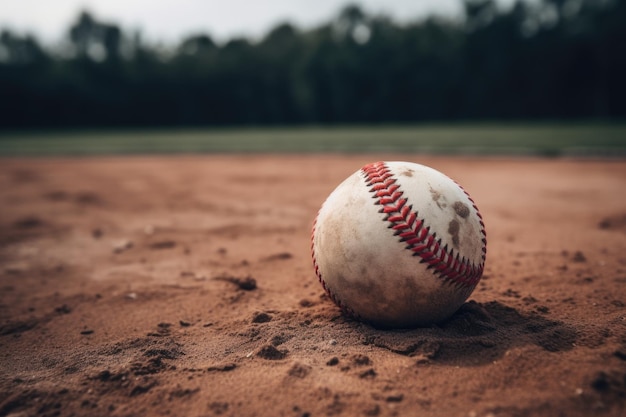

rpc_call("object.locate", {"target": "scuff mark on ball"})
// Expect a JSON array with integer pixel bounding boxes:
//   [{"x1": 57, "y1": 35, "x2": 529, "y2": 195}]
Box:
[
  {"x1": 429, "y1": 187, "x2": 447, "y2": 209},
  {"x1": 448, "y1": 219, "x2": 460, "y2": 247},
  {"x1": 453, "y1": 201, "x2": 470, "y2": 219}
]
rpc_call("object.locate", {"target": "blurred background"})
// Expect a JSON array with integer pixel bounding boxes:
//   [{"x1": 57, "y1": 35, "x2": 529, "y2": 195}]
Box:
[{"x1": 0, "y1": 0, "x2": 625, "y2": 155}]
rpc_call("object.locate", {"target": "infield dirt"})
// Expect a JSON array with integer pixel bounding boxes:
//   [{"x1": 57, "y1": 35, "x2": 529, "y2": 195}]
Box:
[{"x1": 1, "y1": 155, "x2": 625, "y2": 417}]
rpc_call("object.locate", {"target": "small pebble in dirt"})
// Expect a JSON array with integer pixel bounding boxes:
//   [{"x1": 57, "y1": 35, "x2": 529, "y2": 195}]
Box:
[
  {"x1": 415, "y1": 355, "x2": 430, "y2": 365},
  {"x1": 590, "y1": 372, "x2": 610, "y2": 392},
  {"x1": 299, "y1": 299, "x2": 314, "y2": 307},
  {"x1": 292, "y1": 406, "x2": 311, "y2": 417},
  {"x1": 352, "y1": 354, "x2": 372, "y2": 366},
  {"x1": 261, "y1": 252, "x2": 293, "y2": 262},
  {"x1": 236, "y1": 276, "x2": 257, "y2": 290},
  {"x1": 613, "y1": 350, "x2": 626, "y2": 361},
  {"x1": 573, "y1": 251, "x2": 587, "y2": 262},
  {"x1": 386, "y1": 394, "x2": 404, "y2": 402},
  {"x1": 55, "y1": 304, "x2": 72, "y2": 314},
  {"x1": 112, "y1": 239, "x2": 133, "y2": 254},
  {"x1": 179, "y1": 320, "x2": 191, "y2": 327},
  {"x1": 256, "y1": 345, "x2": 287, "y2": 360},
  {"x1": 149, "y1": 240, "x2": 177, "y2": 250},
  {"x1": 215, "y1": 275, "x2": 257, "y2": 291},
  {"x1": 207, "y1": 363, "x2": 237, "y2": 372},
  {"x1": 271, "y1": 334, "x2": 291, "y2": 346},
  {"x1": 209, "y1": 402, "x2": 229, "y2": 415},
  {"x1": 252, "y1": 312, "x2": 272, "y2": 323},
  {"x1": 326, "y1": 357, "x2": 339, "y2": 366},
  {"x1": 80, "y1": 329, "x2": 94, "y2": 335}
]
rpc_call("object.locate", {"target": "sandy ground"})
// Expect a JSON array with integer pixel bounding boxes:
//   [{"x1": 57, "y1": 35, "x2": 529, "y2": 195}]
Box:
[{"x1": 0, "y1": 154, "x2": 625, "y2": 417}]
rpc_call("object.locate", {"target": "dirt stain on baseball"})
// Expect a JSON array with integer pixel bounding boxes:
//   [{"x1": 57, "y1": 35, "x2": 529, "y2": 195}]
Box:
[
  {"x1": 448, "y1": 219, "x2": 460, "y2": 247},
  {"x1": 430, "y1": 187, "x2": 447, "y2": 209},
  {"x1": 400, "y1": 169, "x2": 414, "y2": 177},
  {"x1": 453, "y1": 201, "x2": 470, "y2": 219}
]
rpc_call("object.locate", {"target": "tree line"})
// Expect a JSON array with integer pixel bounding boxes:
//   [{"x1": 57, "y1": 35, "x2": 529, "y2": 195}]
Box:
[{"x1": 0, "y1": 0, "x2": 624, "y2": 129}]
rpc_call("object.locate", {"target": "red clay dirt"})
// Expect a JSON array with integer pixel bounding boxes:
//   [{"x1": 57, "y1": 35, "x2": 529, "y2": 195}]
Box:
[{"x1": 0, "y1": 155, "x2": 625, "y2": 417}]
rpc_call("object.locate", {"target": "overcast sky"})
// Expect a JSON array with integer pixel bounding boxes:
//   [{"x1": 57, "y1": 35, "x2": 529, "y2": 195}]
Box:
[{"x1": 0, "y1": 0, "x2": 517, "y2": 44}]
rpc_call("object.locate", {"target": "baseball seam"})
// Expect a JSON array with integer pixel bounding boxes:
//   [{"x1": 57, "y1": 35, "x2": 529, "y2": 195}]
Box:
[
  {"x1": 311, "y1": 216, "x2": 362, "y2": 320},
  {"x1": 361, "y1": 161, "x2": 486, "y2": 289}
]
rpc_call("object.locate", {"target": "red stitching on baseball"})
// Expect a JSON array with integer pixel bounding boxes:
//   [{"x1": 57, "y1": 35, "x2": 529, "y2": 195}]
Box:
[{"x1": 361, "y1": 161, "x2": 486, "y2": 289}]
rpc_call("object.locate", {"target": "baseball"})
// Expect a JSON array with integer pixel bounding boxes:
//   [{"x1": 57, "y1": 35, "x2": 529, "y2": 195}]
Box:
[{"x1": 311, "y1": 161, "x2": 487, "y2": 328}]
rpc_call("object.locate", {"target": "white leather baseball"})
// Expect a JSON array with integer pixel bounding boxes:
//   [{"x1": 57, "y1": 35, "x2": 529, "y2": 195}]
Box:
[{"x1": 311, "y1": 161, "x2": 487, "y2": 328}]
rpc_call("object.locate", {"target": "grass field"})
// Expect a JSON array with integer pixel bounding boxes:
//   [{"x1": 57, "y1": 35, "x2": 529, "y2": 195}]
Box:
[{"x1": 0, "y1": 123, "x2": 625, "y2": 156}]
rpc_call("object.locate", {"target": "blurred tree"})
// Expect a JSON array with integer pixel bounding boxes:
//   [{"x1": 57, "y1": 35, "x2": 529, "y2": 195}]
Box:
[
  {"x1": 464, "y1": 0, "x2": 498, "y2": 31},
  {"x1": 0, "y1": 31, "x2": 47, "y2": 64},
  {"x1": 0, "y1": 0, "x2": 624, "y2": 129},
  {"x1": 69, "y1": 11, "x2": 97, "y2": 58},
  {"x1": 69, "y1": 11, "x2": 124, "y2": 62},
  {"x1": 178, "y1": 34, "x2": 216, "y2": 56},
  {"x1": 334, "y1": 4, "x2": 371, "y2": 43}
]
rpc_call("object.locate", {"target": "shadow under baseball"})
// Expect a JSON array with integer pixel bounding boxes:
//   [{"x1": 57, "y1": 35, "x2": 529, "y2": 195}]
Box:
[{"x1": 363, "y1": 300, "x2": 579, "y2": 366}]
